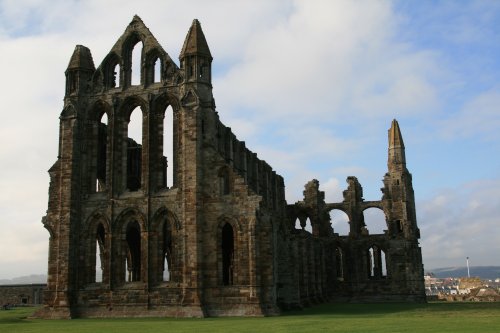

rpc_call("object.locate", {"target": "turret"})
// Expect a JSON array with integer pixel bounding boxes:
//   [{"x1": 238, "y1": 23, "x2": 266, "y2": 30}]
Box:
[
  {"x1": 65, "y1": 45, "x2": 95, "y2": 96},
  {"x1": 179, "y1": 19, "x2": 212, "y2": 85},
  {"x1": 388, "y1": 119, "x2": 406, "y2": 172},
  {"x1": 382, "y1": 119, "x2": 419, "y2": 239}
]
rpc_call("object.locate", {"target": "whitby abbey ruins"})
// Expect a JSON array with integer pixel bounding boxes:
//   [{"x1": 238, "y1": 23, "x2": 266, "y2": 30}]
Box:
[{"x1": 37, "y1": 17, "x2": 425, "y2": 318}]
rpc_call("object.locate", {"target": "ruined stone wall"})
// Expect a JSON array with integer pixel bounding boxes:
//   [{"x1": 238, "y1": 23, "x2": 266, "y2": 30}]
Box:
[
  {"x1": 38, "y1": 17, "x2": 425, "y2": 318},
  {"x1": 0, "y1": 284, "x2": 46, "y2": 305}
]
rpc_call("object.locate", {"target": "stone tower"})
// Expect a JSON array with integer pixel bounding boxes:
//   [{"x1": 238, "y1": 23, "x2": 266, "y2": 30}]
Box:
[{"x1": 38, "y1": 17, "x2": 424, "y2": 319}]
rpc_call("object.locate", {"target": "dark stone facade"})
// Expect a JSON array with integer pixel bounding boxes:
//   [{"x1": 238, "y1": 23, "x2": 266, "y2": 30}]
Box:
[
  {"x1": 0, "y1": 284, "x2": 46, "y2": 306},
  {"x1": 36, "y1": 16, "x2": 425, "y2": 318}
]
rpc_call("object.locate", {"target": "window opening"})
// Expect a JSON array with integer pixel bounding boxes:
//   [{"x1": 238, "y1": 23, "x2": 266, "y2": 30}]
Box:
[
  {"x1": 294, "y1": 218, "x2": 301, "y2": 230},
  {"x1": 396, "y1": 220, "x2": 403, "y2": 234},
  {"x1": 163, "y1": 106, "x2": 174, "y2": 188},
  {"x1": 127, "y1": 107, "x2": 142, "y2": 191},
  {"x1": 304, "y1": 217, "x2": 312, "y2": 233},
  {"x1": 162, "y1": 221, "x2": 172, "y2": 282},
  {"x1": 125, "y1": 221, "x2": 141, "y2": 282},
  {"x1": 335, "y1": 247, "x2": 344, "y2": 280},
  {"x1": 112, "y1": 63, "x2": 120, "y2": 88},
  {"x1": 381, "y1": 249, "x2": 387, "y2": 277},
  {"x1": 96, "y1": 113, "x2": 108, "y2": 192},
  {"x1": 368, "y1": 245, "x2": 386, "y2": 279},
  {"x1": 95, "y1": 224, "x2": 105, "y2": 282},
  {"x1": 330, "y1": 210, "x2": 350, "y2": 236},
  {"x1": 363, "y1": 208, "x2": 387, "y2": 235},
  {"x1": 131, "y1": 42, "x2": 143, "y2": 85},
  {"x1": 368, "y1": 247, "x2": 375, "y2": 278},
  {"x1": 154, "y1": 57, "x2": 161, "y2": 83},
  {"x1": 221, "y1": 223, "x2": 234, "y2": 285}
]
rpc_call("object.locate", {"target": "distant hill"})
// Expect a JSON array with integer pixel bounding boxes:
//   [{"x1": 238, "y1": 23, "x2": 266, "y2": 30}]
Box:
[
  {"x1": 1, "y1": 267, "x2": 499, "y2": 284},
  {"x1": 0, "y1": 274, "x2": 47, "y2": 285},
  {"x1": 428, "y1": 266, "x2": 500, "y2": 280}
]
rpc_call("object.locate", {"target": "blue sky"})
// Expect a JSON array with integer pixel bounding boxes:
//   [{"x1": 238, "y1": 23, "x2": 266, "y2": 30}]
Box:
[{"x1": 0, "y1": 0, "x2": 499, "y2": 279}]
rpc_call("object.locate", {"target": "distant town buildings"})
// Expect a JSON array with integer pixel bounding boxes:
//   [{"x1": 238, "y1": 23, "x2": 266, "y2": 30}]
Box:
[{"x1": 424, "y1": 273, "x2": 500, "y2": 301}]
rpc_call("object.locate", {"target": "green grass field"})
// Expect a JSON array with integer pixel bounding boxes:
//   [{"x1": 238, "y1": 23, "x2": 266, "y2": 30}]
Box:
[{"x1": 1, "y1": 302, "x2": 499, "y2": 333}]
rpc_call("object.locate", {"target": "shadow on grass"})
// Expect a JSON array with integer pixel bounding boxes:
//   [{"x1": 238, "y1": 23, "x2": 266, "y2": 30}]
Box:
[
  {"x1": 283, "y1": 301, "x2": 500, "y2": 317},
  {"x1": 283, "y1": 302, "x2": 427, "y2": 316}
]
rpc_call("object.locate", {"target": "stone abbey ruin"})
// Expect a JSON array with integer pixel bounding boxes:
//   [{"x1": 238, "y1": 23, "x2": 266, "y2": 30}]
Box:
[{"x1": 38, "y1": 16, "x2": 425, "y2": 318}]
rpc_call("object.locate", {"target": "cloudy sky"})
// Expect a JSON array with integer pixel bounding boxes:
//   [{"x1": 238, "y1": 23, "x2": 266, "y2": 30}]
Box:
[{"x1": 0, "y1": 0, "x2": 499, "y2": 279}]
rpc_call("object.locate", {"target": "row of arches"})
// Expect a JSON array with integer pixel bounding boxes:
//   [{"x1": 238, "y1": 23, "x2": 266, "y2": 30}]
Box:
[
  {"x1": 88, "y1": 96, "x2": 176, "y2": 194},
  {"x1": 87, "y1": 211, "x2": 238, "y2": 287},
  {"x1": 99, "y1": 33, "x2": 172, "y2": 89},
  {"x1": 87, "y1": 208, "x2": 177, "y2": 285},
  {"x1": 334, "y1": 245, "x2": 388, "y2": 281},
  {"x1": 294, "y1": 208, "x2": 387, "y2": 235}
]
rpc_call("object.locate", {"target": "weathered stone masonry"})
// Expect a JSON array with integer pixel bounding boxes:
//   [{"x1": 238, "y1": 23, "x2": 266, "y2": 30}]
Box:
[{"x1": 37, "y1": 16, "x2": 425, "y2": 318}]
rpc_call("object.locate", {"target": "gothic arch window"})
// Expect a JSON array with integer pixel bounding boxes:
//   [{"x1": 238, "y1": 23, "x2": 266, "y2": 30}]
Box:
[
  {"x1": 126, "y1": 106, "x2": 143, "y2": 191},
  {"x1": 304, "y1": 217, "x2": 313, "y2": 233},
  {"x1": 125, "y1": 221, "x2": 141, "y2": 282},
  {"x1": 144, "y1": 49, "x2": 164, "y2": 86},
  {"x1": 368, "y1": 246, "x2": 375, "y2": 278},
  {"x1": 294, "y1": 217, "x2": 301, "y2": 230},
  {"x1": 95, "y1": 112, "x2": 108, "y2": 192},
  {"x1": 163, "y1": 105, "x2": 174, "y2": 188},
  {"x1": 162, "y1": 220, "x2": 172, "y2": 282},
  {"x1": 363, "y1": 207, "x2": 387, "y2": 235},
  {"x1": 221, "y1": 223, "x2": 234, "y2": 286},
  {"x1": 113, "y1": 63, "x2": 121, "y2": 88},
  {"x1": 86, "y1": 218, "x2": 108, "y2": 285},
  {"x1": 154, "y1": 57, "x2": 161, "y2": 83},
  {"x1": 381, "y1": 249, "x2": 387, "y2": 277},
  {"x1": 330, "y1": 209, "x2": 350, "y2": 236},
  {"x1": 103, "y1": 53, "x2": 121, "y2": 89},
  {"x1": 335, "y1": 247, "x2": 344, "y2": 280},
  {"x1": 151, "y1": 95, "x2": 178, "y2": 191},
  {"x1": 95, "y1": 223, "x2": 105, "y2": 282},
  {"x1": 130, "y1": 41, "x2": 143, "y2": 86},
  {"x1": 152, "y1": 208, "x2": 179, "y2": 284},
  {"x1": 367, "y1": 245, "x2": 387, "y2": 279}
]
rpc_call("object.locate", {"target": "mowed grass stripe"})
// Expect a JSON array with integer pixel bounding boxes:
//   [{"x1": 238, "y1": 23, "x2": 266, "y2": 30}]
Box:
[{"x1": 1, "y1": 303, "x2": 499, "y2": 333}]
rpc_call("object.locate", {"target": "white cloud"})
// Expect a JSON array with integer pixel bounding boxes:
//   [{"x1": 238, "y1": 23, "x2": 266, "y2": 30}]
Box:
[
  {"x1": 419, "y1": 179, "x2": 500, "y2": 269},
  {"x1": 0, "y1": 0, "x2": 498, "y2": 279},
  {"x1": 441, "y1": 87, "x2": 500, "y2": 141}
]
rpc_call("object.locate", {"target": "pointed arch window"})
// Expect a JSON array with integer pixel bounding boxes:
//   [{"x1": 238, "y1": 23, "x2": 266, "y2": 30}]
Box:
[
  {"x1": 368, "y1": 245, "x2": 387, "y2": 279},
  {"x1": 113, "y1": 63, "x2": 120, "y2": 88},
  {"x1": 162, "y1": 221, "x2": 172, "y2": 282},
  {"x1": 381, "y1": 249, "x2": 387, "y2": 277},
  {"x1": 368, "y1": 247, "x2": 375, "y2": 278},
  {"x1": 131, "y1": 41, "x2": 143, "y2": 85},
  {"x1": 304, "y1": 217, "x2": 312, "y2": 233},
  {"x1": 95, "y1": 113, "x2": 108, "y2": 192},
  {"x1": 294, "y1": 217, "x2": 301, "y2": 230},
  {"x1": 335, "y1": 247, "x2": 344, "y2": 280},
  {"x1": 125, "y1": 221, "x2": 141, "y2": 282},
  {"x1": 126, "y1": 107, "x2": 143, "y2": 191},
  {"x1": 95, "y1": 224, "x2": 105, "y2": 282},
  {"x1": 221, "y1": 223, "x2": 234, "y2": 286},
  {"x1": 163, "y1": 105, "x2": 174, "y2": 188},
  {"x1": 154, "y1": 57, "x2": 161, "y2": 83}
]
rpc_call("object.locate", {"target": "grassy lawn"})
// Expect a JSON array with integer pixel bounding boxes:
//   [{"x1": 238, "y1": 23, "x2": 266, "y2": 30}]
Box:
[{"x1": 1, "y1": 302, "x2": 499, "y2": 333}]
